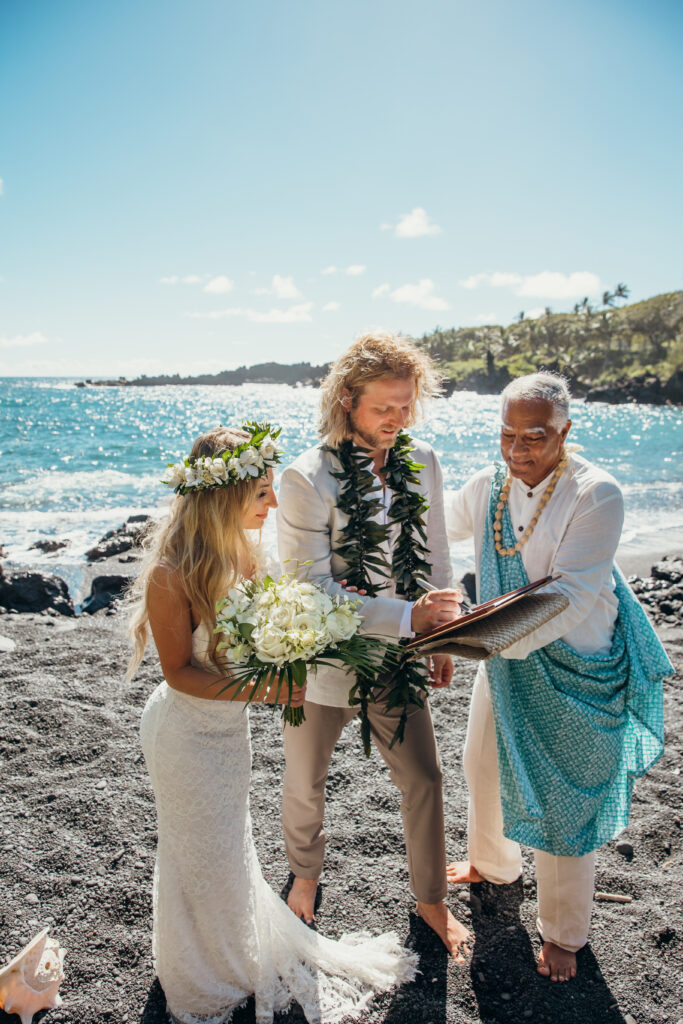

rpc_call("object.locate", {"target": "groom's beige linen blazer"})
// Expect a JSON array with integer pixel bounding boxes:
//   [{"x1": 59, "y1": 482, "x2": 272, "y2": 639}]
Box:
[{"x1": 276, "y1": 438, "x2": 452, "y2": 707}]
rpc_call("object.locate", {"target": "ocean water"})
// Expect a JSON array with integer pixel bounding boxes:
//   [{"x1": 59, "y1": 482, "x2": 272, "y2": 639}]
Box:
[{"x1": 2, "y1": 377, "x2": 682, "y2": 599}]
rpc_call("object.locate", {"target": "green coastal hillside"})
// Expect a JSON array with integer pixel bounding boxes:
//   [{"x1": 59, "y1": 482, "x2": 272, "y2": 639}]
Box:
[
  {"x1": 87, "y1": 290, "x2": 683, "y2": 404},
  {"x1": 418, "y1": 289, "x2": 683, "y2": 403}
]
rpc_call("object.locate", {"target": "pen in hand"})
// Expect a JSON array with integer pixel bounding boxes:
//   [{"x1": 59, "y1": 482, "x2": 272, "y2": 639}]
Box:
[{"x1": 414, "y1": 577, "x2": 470, "y2": 611}]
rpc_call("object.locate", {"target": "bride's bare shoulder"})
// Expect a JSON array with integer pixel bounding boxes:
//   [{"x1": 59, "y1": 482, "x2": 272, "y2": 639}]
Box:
[{"x1": 149, "y1": 561, "x2": 184, "y2": 594}]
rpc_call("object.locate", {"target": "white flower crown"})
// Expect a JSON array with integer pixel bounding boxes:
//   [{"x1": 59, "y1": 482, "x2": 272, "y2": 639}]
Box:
[{"x1": 162, "y1": 422, "x2": 282, "y2": 496}]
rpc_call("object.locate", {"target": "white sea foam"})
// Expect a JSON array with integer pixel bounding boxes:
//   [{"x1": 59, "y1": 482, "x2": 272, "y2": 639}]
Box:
[{"x1": 2, "y1": 380, "x2": 681, "y2": 593}]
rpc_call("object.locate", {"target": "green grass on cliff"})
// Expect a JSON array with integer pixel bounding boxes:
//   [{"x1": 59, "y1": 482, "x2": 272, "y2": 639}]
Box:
[{"x1": 418, "y1": 290, "x2": 683, "y2": 392}]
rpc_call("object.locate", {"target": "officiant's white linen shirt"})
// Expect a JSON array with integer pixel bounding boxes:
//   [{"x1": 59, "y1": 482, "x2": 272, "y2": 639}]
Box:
[{"x1": 446, "y1": 452, "x2": 624, "y2": 659}]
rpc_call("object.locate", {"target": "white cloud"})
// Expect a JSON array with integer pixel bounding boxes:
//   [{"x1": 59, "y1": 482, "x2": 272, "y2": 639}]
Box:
[
  {"x1": 517, "y1": 271, "x2": 603, "y2": 299},
  {"x1": 160, "y1": 275, "x2": 180, "y2": 285},
  {"x1": 394, "y1": 207, "x2": 442, "y2": 238},
  {"x1": 379, "y1": 223, "x2": 392, "y2": 232},
  {"x1": 204, "y1": 275, "x2": 234, "y2": 294},
  {"x1": 372, "y1": 279, "x2": 449, "y2": 311},
  {"x1": 473, "y1": 312, "x2": 498, "y2": 324},
  {"x1": 322, "y1": 301, "x2": 341, "y2": 312},
  {"x1": 182, "y1": 274, "x2": 202, "y2": 285},
  {"x1": 251, "y1": 302, "x2": 312, "y2": 323},
  {"x1": 271, "y1": 274, "x2": 301, "y2": 299},
  {"x1": 187, "y1": 302, "x2": 313, "y2": 324},
  {"x1": 524, "y1": 307, "x2": 546, "y2": 320},
  {"x1": 459, "y1": 270, "x2": 603, "y2": 300},
  {"x1": 346, "y1": 264, "x2": 366, "y2": 276},
  {"x1": 0, "y1": 331, "x2": 49, "y2": 349},
  {"x1": 321, "y1": 265, "x2": 337, "y2": 275},
  {"x1": 0, "y1": 178, "x2": 4, "y2": 196},
  {"x1": 253, "y1": 274, "x2": 302, "y2": 299}
]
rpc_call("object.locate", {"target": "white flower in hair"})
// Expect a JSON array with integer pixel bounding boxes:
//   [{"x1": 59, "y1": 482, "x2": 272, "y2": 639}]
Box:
[
  {"x1": 162, "y1": 463, "x2": 186, "y2": 489},
  {"x1": 183, "y1": 465, "x2": 201, "y2": 488},
  {"x1": 161, "y1": 422, "x2": 282, "y2": 495},
  {"x1": 209, "y1": 457, "x2": 229, "y2": 482},
  {"x1": 238, "y1": 448, "x2": 265, "y2": 476},
  {"x1": 259, "y1": 438, "x2": 279, "y2": 462}
]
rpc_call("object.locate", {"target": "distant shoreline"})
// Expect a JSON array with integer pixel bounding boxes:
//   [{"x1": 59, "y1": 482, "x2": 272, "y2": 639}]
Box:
[
  {"x1": 73, "y1": 288, "x2": 683, "y2": 406},
  {"x1": 75, "y1": 362, "x2": 682, "y2": 406}
]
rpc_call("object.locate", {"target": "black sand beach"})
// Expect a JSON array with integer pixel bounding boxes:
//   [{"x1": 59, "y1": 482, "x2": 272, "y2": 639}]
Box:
[{"x1": 0, "y1": 548, "x2": 681, "y2": 1024}]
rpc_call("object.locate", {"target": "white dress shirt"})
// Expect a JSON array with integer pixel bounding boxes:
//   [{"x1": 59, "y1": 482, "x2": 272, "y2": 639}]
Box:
[
  {"x1": 277, "y1": 438, "x2": 451, "y2": 706},
  {"x1": 446, "y1": 453, "x2": 624, "y2": 658}
]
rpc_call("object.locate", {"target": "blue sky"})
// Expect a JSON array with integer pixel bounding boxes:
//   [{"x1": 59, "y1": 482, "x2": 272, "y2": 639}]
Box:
[{"x1": 1, "y1": 0, "x2": 682, "y2": 377}]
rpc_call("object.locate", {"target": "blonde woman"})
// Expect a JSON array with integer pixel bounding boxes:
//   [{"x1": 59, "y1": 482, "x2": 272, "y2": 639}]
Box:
[{"x1": 128, "y1": 425, "x2": 417, "y2": 1024}]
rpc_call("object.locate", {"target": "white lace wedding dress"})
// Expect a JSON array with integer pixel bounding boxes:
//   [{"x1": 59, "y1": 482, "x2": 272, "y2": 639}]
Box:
[{"x1": 140, "y1": 623, "x2": 418, "y2": 1024}]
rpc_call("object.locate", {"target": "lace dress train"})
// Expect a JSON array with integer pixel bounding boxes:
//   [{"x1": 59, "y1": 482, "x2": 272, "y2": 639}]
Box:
[{"x1": 140, "y1": 633, "x2": 417, "y2": 1024}]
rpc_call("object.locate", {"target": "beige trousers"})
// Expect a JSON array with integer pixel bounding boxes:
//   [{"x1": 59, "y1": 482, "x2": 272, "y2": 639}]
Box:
[
  {"x1": 465, "y1": 666, "x2": 595, "y2": 952},
  {"x1": 282, "y1": 697, "x2": 448, "y2": 904}
]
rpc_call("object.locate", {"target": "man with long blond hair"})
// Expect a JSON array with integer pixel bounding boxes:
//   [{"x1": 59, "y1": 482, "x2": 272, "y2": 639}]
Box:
[{"x1": 277, "y1": 330, "x2": 471, "y2": 959}]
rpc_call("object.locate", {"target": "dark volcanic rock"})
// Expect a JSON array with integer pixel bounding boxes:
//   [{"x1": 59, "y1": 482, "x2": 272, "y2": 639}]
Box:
[
  {"x1": 86, "y1": 515, "x2": 150, "y2": 561},
  {"x1": 585, "y1": 373, "x2": 683, "y2": 406},
  {"x1": 628, "y1": 557, "x2": 683, "y2": 625},
  {"x1": 0, "y1": 570, "x2": 74, "y2": 616},
  {"x1": 30, "y1": 538, "x2": 69, "y2": 554},
  {"x1": 81, "y1": 574, "x2": 132, "y2": 614}
]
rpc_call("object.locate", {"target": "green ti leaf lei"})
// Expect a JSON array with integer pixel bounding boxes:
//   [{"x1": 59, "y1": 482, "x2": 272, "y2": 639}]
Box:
[
  {"x1": 324, "y1": 431, "x2": 433, "y2": 599},
  {"x1": 323, "y1": 431, "x2": 434, "y2": 754}
]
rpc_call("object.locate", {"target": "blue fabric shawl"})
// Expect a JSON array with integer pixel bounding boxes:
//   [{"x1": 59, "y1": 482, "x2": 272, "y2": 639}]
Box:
[{"x1": 482, "y1": 465, "x2": 673, "y2": 857}]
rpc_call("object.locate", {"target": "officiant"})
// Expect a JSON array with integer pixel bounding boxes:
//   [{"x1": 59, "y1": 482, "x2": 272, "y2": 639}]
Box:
[{"x1": 445, "y1": 371, "x2": 672, "y2": 982}]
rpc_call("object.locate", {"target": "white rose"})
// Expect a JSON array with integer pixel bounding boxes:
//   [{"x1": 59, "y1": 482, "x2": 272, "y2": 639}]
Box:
[
  {"x1": 252, "y1": 623, "x2": 288, "y2": 664},
  {"x1": 259, "y1": 439, "x2": 279, "y2": 462},
  {"x1": 301, "y1": 591, "x2": 333, "y2": 617},
  {"x1": 325, "y1": 605, "x2": 360, "y2": 643},
  {"x1": 209, "y1": 457, "x2": 228, "y2": 482},
  {"x1": 270, "y1": 603, "x2": 299, "y2": 630},
  {"x1": 291, "y1": 610, "x2": 325, "y2": 632}
]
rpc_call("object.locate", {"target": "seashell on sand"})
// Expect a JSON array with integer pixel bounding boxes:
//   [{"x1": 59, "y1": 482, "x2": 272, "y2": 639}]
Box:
[{"x1": 0, "y1": 928, "x2": 66, "y2": 1024}]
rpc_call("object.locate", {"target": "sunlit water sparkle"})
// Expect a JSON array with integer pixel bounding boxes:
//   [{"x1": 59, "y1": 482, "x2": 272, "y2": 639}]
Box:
[{"x1": 2, "y1": 378, "x2": 682, "y2": 599}]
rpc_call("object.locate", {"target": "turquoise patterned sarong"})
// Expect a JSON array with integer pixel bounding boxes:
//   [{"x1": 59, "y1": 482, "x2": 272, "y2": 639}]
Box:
[{"x1": 482, "y1": 465, "x2": 673, "y2": 857}]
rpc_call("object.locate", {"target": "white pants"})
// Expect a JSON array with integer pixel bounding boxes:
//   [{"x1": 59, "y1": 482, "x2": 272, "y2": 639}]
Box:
[{"x1": 464, "y1": 664, "x2": 594, "y2": 952}]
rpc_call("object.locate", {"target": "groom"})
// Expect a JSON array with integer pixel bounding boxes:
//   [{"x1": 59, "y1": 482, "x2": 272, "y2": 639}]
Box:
[{"x1": 277, "y1": 330, "x2": 470, "y2": 958}]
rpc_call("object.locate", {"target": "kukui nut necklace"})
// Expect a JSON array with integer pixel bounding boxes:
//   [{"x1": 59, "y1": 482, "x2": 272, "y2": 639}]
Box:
[
  {"x1": 323, "y1": 431, "x2": 434, "y2": 754},
  {"x1": 494, "y1": 452, "x2": 568, "y2": 556}
]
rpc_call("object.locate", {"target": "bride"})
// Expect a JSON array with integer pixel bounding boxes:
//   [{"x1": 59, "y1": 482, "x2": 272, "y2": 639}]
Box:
[{"x1": 126, "y1": 424, "x2": 417, "y2": 1024}]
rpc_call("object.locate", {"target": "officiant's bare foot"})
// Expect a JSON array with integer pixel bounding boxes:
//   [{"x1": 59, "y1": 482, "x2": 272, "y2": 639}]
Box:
[
  {"x1": 416, "y1": 900, "x2": 471, "y2": 962},
  {"x1": 537, "y1": 941, "x2": 577, "y2": 982},
  {"x1": 287, "y1": 876, "x2": 317, "y2": 925},
  {"x1": 446, "y1": 860, "x2": 485, "y2": 884}
]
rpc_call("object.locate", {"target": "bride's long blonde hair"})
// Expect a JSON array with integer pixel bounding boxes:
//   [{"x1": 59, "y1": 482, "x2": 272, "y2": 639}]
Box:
[{"x1": 126, "y1": 426, "x2": 261, "y2": 680}]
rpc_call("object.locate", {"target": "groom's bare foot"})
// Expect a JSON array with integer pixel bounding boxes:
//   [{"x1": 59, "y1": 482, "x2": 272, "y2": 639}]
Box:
[
  {"x1": 287, "y1": 876, "x2": 318, "y2": 925},
  {"x1": 416, "y1": 900, "x2": 472, "y2": 962},
  {"x1": 446, "y1": 860, "x2": 485, "y2": 884},
  {"x1": 537, "y1": 941, "x2": 577, "y2": 982}
]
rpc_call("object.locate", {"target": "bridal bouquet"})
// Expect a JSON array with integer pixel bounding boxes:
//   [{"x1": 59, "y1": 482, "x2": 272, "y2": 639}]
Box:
[{"x1": 214, "y1": 572, "x2": 395, "y2": 727}]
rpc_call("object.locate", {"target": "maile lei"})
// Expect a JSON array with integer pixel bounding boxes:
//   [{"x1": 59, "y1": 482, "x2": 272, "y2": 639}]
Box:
[{"x1": 323, "y1": 431, "x2": 434, "y2": 754}]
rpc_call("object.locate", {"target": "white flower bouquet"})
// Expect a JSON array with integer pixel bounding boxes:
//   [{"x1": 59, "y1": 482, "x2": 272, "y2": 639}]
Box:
[{"x1": 214, "y1": 572, "x2": 395, "y2": 727}]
